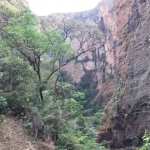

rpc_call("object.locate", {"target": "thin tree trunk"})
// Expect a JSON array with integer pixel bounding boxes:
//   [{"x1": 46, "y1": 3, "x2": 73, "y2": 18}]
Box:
[
  {"x1": 53, "y1": 61, "x2": 60, "y2": 102},
  {"x1": 9, "y1": 48, "x2": 13, "y2": 91},
  {"x1": 37, "y1": 58, "x2": 44, "y2": 106},
  {"x1": 39, "y1": 87, "x2": 44, "y2": 106}
]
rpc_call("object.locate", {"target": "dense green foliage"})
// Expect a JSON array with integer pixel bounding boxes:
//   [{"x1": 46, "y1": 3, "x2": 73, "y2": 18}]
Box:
[
  {"x1": 1, "y1": 11, "x2": 74, "y2": 106},
  {"x1": 0, "y1": 9, "x2": 106, "y2": 149},
  {"x1": 138, "y1": 131, "x2": 150, "y2": 150}
]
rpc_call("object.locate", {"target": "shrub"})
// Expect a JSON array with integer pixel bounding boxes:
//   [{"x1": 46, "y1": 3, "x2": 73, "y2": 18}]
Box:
[
  {"x1": 138, "y1": 131, "x2": 150, "y2": 150},
  {"x1": 0, "y1": 96, "x2": 8, "y2": 113}
]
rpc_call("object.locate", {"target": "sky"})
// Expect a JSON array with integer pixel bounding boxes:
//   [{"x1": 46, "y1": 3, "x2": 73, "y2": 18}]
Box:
[{"x1": 26, "y1": 0, "x2": 101, "y2": 16}]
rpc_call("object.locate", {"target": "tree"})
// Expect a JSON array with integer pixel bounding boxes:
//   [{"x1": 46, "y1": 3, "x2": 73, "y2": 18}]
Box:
[
  {"x1": 0, "y1": 11, "x2": 73, "y2": 106},
  {"x1": 0, "y1": 36, "x2": 35, "y2": 113},
  {"x1": 0, "y1": 11, "x2": 104, "y2": 106},
  {"x1": 40, "y1": 14, "x2": 104, "y2": 53}
]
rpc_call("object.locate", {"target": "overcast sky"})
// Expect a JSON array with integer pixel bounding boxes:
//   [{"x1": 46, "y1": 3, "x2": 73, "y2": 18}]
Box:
[{"x1": 26, "y1": 0, "x2": 101, "y2": 16}]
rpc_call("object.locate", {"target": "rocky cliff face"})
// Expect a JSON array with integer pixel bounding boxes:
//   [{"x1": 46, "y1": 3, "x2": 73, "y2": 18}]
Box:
[
  {"x1": 94, "y1": 0, "x2": 150, "y2": 148},
  {"x1": 62, "y1": 1, "x2": 118, "y2": 110},
  {"x1": 54, "y1": 0, "x2": 150, "y2": 148}
]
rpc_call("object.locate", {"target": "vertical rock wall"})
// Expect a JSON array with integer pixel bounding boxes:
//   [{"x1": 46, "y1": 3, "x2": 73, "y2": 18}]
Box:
[
  {"x1": 64, "y1": 1, "x2": 119, "y2": 105},
  {"x1": 96, "y1": 0, "x2": 150, "y2": 148}
]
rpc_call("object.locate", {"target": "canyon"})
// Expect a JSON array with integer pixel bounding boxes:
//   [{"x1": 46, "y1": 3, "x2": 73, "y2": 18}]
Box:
[
  {"x1": 53, "y1": 0, "x2": 150, "y2": 148},
  {"x1": 1, "y1": 0, "x2": 150, "y2": 149}
]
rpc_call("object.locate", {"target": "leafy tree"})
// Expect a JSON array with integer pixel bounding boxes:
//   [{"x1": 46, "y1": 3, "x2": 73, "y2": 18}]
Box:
[
  {"x1": 0, "y1": 11, "x2": 104, "y2": 106},
  {"x1": 40, "y1": 14, "x2": 104, "y2": 53},
  {"x1": 0, "y1": 96, "x2": 8, "y2": 114},
  {"x1": 0, "y1": 37, "x2": 36, "y2": 113},
  {"x1": 0, "y1": 11, "x2": 73, "y2": 105}
]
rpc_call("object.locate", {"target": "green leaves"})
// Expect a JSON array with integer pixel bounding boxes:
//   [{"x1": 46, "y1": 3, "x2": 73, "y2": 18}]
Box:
[
  {"x1": 4, "y1": 12, "x2": 73, "y2": 59},
  {"x1": 1, "y1": 11, "x2": 75, "y2": 106},
  {"x1": 142, "y1": 131, "x2": 150, "y2": 148},
  {"x1": 74, "y1": 91, "x2": 85, "y2": 100},
  {"x1": 0, "y1": 96, "x2": 8, "y2": 113},
  {"x1": 8, "y1": 11, "x2": 39, "y2": 27},
  {"x1": 138, "y1": 131, "x2": 150, "y2": 150}
]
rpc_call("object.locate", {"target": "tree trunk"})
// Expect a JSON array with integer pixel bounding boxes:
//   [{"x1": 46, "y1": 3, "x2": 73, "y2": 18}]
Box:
[
  {"x1": 39, "y1": 87, "x2": 44, "y2": 106},
  {"x1": 37, "y1": 61, "x2": 44, "y2": 106}
]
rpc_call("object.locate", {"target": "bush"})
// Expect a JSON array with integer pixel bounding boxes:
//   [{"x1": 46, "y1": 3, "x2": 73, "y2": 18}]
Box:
[
  {"x1": 138, "y1": 131, "x2": 150, "y2": 150},
  {"x1": 0, "y1": 96, "x2": 8, "y2": 113}
]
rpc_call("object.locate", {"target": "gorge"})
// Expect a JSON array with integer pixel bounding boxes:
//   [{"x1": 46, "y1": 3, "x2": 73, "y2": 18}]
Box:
[
  {"x1": 42, "y1": 0, "x2": 150, "y2": 148},
  {"x1": 0, "y1": 0, "x2": 150, "y2": 149},
  {"x1": 56, "y1": 0, "x2": 150, "y2": 148}
]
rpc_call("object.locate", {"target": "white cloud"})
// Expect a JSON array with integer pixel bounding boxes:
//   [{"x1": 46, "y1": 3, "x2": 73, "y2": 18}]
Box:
[{"x1": 27, "y1": 0, "x2": 101, "y2": 16}]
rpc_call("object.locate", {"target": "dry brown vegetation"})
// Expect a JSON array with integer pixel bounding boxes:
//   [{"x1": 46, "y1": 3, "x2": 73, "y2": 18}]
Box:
[{"x1": 0, "y1": 116, "x2": 54, "y2": 150}]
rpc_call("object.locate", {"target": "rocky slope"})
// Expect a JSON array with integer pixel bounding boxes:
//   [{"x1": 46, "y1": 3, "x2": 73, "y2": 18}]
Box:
[{"x1": 0, "y1": 116, "x2": 54, "y2": 150}]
